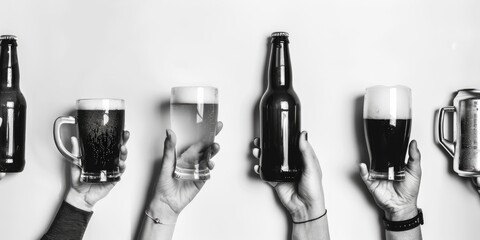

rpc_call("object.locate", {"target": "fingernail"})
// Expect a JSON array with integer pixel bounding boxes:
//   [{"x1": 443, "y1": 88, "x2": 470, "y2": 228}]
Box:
[
  {"x1": 305, "y1": 132, "x2": 308, "y2": 141},
  {"x1": 166, "y1": 129, "x2": 170, "y2": 139}
]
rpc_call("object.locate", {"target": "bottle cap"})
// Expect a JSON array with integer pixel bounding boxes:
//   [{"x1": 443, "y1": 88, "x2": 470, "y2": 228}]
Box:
[
  {"x1": 271, "y1": 32, "x2": 289, "y2": 37},
  {"x1": 0, "y1": 35, "x2": 17, "y2": 40}
]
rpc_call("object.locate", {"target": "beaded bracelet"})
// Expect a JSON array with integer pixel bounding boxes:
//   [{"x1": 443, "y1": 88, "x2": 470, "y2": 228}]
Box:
[{"x1": 144, "y1": 210, "x2": 176, "y2": 225}]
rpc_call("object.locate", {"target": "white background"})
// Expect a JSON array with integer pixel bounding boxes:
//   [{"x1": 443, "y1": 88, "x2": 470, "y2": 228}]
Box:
[{"x1": 1, "y1": 0, "x2": 480, "y2": 239}]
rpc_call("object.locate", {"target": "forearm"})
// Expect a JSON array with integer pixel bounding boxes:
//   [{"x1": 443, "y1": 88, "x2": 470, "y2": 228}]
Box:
[
  {"x1": 138, "y1": 217, "x2": 176, "y2": 240},
  {"x1": 292, "y1": 215, "x2": 330, "y2": 240},
  {"x1": 385, "y1": 227, "x2": 422, "y2": 240},
  {"x1": 41, "y1": 201, "x2": 93, "y2": 240}
]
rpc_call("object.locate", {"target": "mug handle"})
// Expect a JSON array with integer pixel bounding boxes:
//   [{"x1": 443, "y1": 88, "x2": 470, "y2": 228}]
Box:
[
  {"x1": 53, "y1": 116, "x2": 81, "y2": 167},
  {"x1": 438, "y1": 106, "x2": 455, "y2": 157}
]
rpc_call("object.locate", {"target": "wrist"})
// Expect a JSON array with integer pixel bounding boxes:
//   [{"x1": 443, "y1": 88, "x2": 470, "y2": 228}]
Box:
[
  {"x1": 290, "y1": 204, "x2": 326, "y2": 223},
  {"x1": 65, "y1": 189, "x2": 94, "y2": 212},
  {"x1": 383, "y1": 208, "x2": 423, "y2": 232},
  {"x1": 147, "y1": 200, "x2": 180, "y2": 224},
  {"x1": 384, "y1": 205, "x2": 418, "y2": 221}
]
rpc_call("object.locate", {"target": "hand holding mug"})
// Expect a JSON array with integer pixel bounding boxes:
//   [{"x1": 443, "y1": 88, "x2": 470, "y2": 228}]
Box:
[
  {"x1": 54, "y1": 98, "x2": 128, "y2": 211},
  {"x1": 66, "y1": 131, "x2": 130, "y2": 211}
]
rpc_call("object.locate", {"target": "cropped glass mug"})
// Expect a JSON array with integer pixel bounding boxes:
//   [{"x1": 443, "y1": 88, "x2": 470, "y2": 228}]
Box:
[
  {"x1": 54, "y1": 99, "x2": 125, "y2": 183},
  {"x1": 438, "y1": 89, "x2": 480, "y2": 177}
]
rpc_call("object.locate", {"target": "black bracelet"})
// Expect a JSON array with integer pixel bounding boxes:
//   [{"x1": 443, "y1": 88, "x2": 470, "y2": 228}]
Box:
[
  {"x1": 383, "y1": 208, "x2": 423, "y2": 232},
  {"x1": 292, "y1": 209, "x2": 327, "y2": 224}
]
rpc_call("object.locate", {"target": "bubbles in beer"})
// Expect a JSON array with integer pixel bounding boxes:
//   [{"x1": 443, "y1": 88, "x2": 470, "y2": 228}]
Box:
[{"x1": 76, "y1": 99, "x2": 125, "y2": 183}]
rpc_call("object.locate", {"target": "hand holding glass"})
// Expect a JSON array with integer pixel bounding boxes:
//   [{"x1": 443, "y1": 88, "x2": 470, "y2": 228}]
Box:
[{"x1": 171, "y1": 87, "x2": 218, "y2": 180}]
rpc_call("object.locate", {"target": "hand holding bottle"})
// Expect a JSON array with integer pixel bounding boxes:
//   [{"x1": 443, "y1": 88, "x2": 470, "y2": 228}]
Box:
[
  {"x1": 252, "y1": 132, "x2": 326, "y2": 222},
  {"x1": 252, "y1": 132, "x2": 330, "y2": 240}
]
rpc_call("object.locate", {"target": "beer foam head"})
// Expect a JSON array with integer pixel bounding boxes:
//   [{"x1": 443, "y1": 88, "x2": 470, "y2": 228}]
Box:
[
  {"x1": 364, "y1": 85, "x2": 411, "y2": 119},
  {"x1": 171, "y1": 86, "x2": 218, "y2": 104},
  {"x1": 77, "y1": 99, "x2": 125, "y2": 110}
]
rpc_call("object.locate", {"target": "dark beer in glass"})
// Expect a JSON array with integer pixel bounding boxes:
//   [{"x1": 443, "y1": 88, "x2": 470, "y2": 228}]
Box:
[
  {"x1": 0, "y1": 35, "x2": 27, "y2": 173},
  {"x1": 364, "y1": 86, "x2": 411, "y2": 181},
  {"x1": 259, "y1": 32, "x2": 302, "y2": 182},
  {"x1": 54, "y1": 99, "x2": 125, "y2": 183}
]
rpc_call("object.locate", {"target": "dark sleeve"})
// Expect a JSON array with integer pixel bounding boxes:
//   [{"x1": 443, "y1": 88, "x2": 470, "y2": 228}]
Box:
[{"x1": 41, "y1": 201, "x2": 93, "y2": 240}]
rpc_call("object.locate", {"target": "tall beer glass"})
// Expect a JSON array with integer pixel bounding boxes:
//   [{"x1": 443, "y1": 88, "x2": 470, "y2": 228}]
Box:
[
  {"x1": 363, "y1": 86, "x2": 411, "y2": 181},
  {"x1": 54, "y1": 99, "x2": 125, "y2": 183},
  {"x1": 171, "y1": 86, "x2": 218, "y2": 180}
]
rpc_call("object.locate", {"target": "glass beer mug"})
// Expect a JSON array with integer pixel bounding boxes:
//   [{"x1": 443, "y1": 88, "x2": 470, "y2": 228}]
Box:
[
  {"x1": 54, "y1": 99, "x2": 125, "y2": 183},
  {"x1": 438, "y1": 89, "x2": 480, "y2": 177}
]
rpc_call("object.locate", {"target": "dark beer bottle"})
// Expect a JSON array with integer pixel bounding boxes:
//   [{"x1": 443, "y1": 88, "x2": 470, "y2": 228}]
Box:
[
  {"x1": 0, "y1": 35, "x2": 26, "y2": 172},
  {"x1": 259, "y1": 32, "x2": 302, "y2": 182}
]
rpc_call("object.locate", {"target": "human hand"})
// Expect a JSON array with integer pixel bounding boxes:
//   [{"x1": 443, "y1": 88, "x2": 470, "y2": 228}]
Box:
[
  {"x1": 252, "y1": 131, "x2": 326, "y2": 222},
  {"x1": 147, "y1": 122, "x2": 223, "y2": 224},
  {"x1": 472, "y1": 178, "x2": 480, "y2": 195},
  {"x1": 65, "y1": 130, "x2": 130, "y2": 212},
  {"x1": 359, "y1": 140, "x2": 421, "y2": 221}
]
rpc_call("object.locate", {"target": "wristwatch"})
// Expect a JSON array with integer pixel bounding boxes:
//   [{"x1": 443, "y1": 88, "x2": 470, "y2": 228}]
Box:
[{"x1": 383, "y1": 208, "x2": 423, "y2": 232}]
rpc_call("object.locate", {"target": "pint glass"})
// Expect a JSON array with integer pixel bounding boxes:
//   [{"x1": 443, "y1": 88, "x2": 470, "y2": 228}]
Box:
[
  {"x1": 363, "y1": 86, "x2": 411, "y2": 181},
  {"x1": 171, "y1": 86, "x2": 218, "y2": 180},
  {"x1": 54, "y1": 99, "x2": 125, "y2": 183}
]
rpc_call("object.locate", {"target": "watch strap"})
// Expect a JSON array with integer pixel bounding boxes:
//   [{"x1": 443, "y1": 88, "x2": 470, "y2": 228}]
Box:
[{"x1": 383, "y1": 208, "x2": 423, "y2": 232}]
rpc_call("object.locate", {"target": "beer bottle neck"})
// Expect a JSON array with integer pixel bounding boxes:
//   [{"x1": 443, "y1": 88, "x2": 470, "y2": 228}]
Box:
[
  {"x1": 0, "y1": 42, "x2": 20, "y2": 89},
  {"x1": 267, "y1": 39, "x2": 292, "y2": 89}
]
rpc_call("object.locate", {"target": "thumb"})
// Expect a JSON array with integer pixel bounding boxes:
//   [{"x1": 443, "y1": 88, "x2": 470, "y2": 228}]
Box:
[
  {"x1": 474, "y1": 178, "x2": 480, "y2": 195},
  {"x1": 161, "y1": 129, "x2": 177, "y2": 175},
  {"x1": 406, "y1": 140, "x2": 421, "y2": 177},
  {"x1": 473, "y1": 177, "x2": 480, "y2": 188},
  {"x1": 359, "y1": 163, "x2": 372, "y2": 189},
  {"x1": 298, "y1": 131, "x2": 320, "y2": 171}
]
